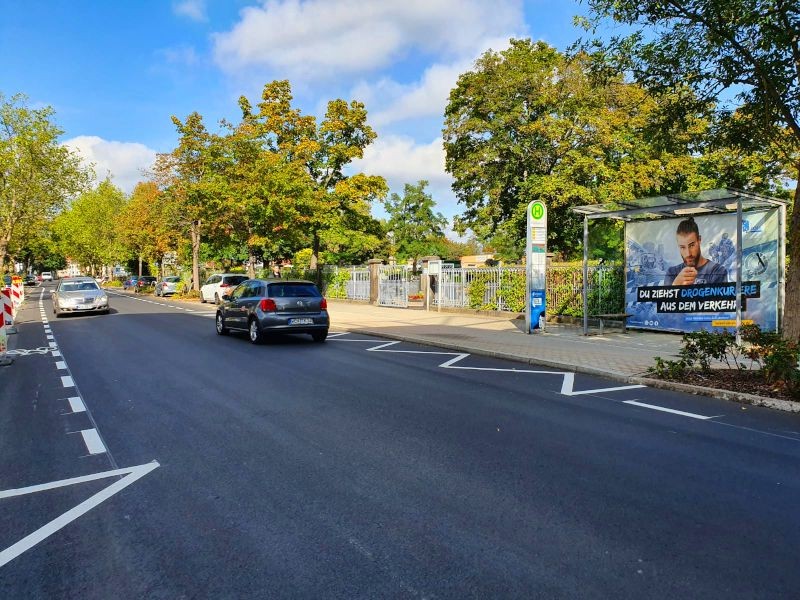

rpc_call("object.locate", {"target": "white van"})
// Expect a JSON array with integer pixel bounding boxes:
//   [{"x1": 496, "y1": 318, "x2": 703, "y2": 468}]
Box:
[{"x1": 41, "y1": 272, "x2": 53, "y2": 281}]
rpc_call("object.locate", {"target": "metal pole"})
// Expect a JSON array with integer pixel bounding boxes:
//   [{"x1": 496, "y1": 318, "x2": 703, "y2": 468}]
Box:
[
  {"x1": 735, "y1": 198, "x2": 743, "y2": 343},
  {"x1": 777, "y1": 204, "x2": 786, "y2": 333},
  {"x1": 583, "y1": 215, "x2": 589, "y2": 336}
]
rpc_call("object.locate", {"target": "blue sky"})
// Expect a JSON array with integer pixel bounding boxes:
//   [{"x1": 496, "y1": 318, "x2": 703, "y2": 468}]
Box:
[{"x1": 1, "y1": 0, "x2": 593, "y2": 226}]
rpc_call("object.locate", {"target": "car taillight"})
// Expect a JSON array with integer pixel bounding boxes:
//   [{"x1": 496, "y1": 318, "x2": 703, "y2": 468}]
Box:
[
  {"x1": 259, "y1": 298, "x2": 277, "y2": 312},
  {"x1": 320, "y1": 298, "x2": 327, "y2": 310},
  {"x1": 220, "y1": 282, "x2": 231, "y2": 288}
]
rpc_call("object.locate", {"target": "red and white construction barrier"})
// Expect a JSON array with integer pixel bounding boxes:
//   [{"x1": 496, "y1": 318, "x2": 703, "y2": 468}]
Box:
[
  {"x1": 10, "y1": 275, "x2": 23, "y2": 306},
  {"x1": 2, "y1": 287, "x2": 14, "y2": 325}
]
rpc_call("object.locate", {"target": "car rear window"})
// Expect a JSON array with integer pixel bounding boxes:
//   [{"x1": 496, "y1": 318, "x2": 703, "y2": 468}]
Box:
[
  {"x1": 60, "y1": 281, "x2": 99, "y2": 292},
  {"x1": 165, "y1": 276, "x2": 180, "y2": 282},
  {"x1": 267, "y1": 283, "x2": 321, "y2": 298},
  {"x1": 224, "y1": 275, "x2": 248, "y2": 285}
]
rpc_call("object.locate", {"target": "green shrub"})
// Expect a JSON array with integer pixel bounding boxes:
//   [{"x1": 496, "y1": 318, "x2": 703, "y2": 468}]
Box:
[
  {"x1": 105, "y1": 280, "x2": 122, "y2": 288},
  {"x1": 649, "y1": 325, "x2": 800, "y2": 399}
]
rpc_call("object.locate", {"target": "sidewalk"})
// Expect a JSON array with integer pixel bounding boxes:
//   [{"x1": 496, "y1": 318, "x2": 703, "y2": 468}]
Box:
[{"x1": 328, "y1": 300, "x2": 682, "y2": 380}]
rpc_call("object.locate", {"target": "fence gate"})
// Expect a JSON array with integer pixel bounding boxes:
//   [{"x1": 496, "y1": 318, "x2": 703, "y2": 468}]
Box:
[{"x1": 378, "y1": 265, "x2": 412, "y2": 307}]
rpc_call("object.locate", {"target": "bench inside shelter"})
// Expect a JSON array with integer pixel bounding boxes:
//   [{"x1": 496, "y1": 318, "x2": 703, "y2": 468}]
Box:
[{"x1": 590, "y1": 313, "x2": 632, "y2": 335}]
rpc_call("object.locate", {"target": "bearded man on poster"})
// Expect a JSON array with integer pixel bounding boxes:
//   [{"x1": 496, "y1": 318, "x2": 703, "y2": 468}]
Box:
[{"x1": 663, "y1": 217, "x2": 729, "y2": 286}]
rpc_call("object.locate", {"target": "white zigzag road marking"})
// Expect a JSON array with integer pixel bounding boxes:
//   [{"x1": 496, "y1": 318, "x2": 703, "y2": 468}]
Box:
[{"x1": 331, "y1": 335, "x2": 645, "y2": 396}]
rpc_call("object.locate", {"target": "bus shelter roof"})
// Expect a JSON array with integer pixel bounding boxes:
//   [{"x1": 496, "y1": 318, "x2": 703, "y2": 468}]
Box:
[{"x1": 571, "y1": 188, "x2": 786, "y2": 222}]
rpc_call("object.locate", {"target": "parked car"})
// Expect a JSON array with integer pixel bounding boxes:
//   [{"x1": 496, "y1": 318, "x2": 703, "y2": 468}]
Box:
[
  {"x1": 52, "y1": 276, "x2": 109, "y2": 316},
  {"x1": 200, "y1": 273, "x2": 249, "y2": 304},
  {"x1": 155, "y1": 276, "x2": 181, "y2": 297},
  {"x1": 215, "y1": 279, "x2": 329, "y2": 344},
  {"x1": 137, "y1": 276, "x2": 157, "y2": 289},
  {"x1": 24, "y1": 274, "x2": 38, "y2": 286},
  {"x1": 41, "y1": 272, "x2": 53, "y2": 281},
  {"x1": 122, "y1": 276, "x2": 139, "y2": 290}
]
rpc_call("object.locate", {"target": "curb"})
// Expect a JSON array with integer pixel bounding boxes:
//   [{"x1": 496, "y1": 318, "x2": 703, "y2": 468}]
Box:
[
  {"x1": 334, "y1": 325, "x2": 799, "y2": 414},
  {"x1": 628, "y1": 376, "x2": 800, "y2": 413}
]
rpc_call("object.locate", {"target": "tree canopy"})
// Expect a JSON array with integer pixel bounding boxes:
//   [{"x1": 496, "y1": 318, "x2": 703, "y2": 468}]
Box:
[
  {"x1": 444, "y1": 38, "x2": 790, "y2": 260},
  {"x1": 581, "y1": 0, "x2": 800, "y2": 338},
  {"x1": 0, "y1": 93, "x2": 89, "y2": 271}
]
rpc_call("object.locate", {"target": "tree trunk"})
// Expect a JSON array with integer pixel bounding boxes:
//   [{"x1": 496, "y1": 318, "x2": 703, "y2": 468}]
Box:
[
  {"x1": 138, "y1": 256, "x2": 143, "y2": 277},
  {"x1": 310, "y1": 231, "x2": 319, "y2": 270},
  {"x1": 782, "y1": 177, "x2": 800, "y2": 342},
  {"x1": 311, "y1": 232, "x2": 322, "y2": 287},
  {"x1": 191, "y1": 220, "x2": 201, "y2": 292},
  {"x1": 248, "y1": 250, "x2": 256, "y2": 279}
]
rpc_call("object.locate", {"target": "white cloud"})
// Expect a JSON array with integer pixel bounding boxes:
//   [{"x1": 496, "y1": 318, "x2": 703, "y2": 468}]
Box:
[
  {"x1": 354, "y1": 36, "x2": 514, "y2": 127},
  {"x1": 352, "y1": 135, "x2": 448, "y2": 187},
  {"x1": 63, "y1": 136, "x2": 157, "y2": 194},
  {"x1": 351, "y1": 134, "x2": 462, "y2": 220},
  {"x1": 174, "y1": 0, "x2": 207, "y2": 22},
  {"x1": 212, "y1": 0, "x2": 523, "y2": 80}
]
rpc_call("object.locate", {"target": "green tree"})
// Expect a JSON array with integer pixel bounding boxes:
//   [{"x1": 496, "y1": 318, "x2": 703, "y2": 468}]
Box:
[
  {"x1": 155, "y1": 113, "x2": 221, "y2": 290},
  {"x1": 53, "y1": 179, "x2": 126, "y2": 275},
  {"x1": 581, "y1": 0, "x2": 800, "y2": 339},
  {"x1": 384, "y1": 180, "x2": 448, "y2": 271},
  {"x1": 0, "y1": 93, "x2": 89, "y2": 271},
  {"x1": 246, "y1": 81, "x2": 387, "y2": 273},
  {"x1": 117, "y1": 182, "x2": 179, "y2": 277}
]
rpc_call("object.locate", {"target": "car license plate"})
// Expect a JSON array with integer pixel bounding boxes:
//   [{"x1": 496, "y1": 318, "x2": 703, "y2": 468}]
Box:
[{"x1": 288, "y1": 318, "x2": 313, "y2": 325}]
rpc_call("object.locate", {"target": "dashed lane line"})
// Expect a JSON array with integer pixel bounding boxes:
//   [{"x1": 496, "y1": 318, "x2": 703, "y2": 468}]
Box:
[{"x1": 79, "y1": 429, "x2": 106, "y2": 455}]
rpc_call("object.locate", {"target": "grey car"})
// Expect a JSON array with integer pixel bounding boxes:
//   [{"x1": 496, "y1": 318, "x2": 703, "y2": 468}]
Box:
[
  {"x1": 215, "y1": 279, "x2": 329, "y2": 344},
  {"x1": 53, "y1": 277, "x2": 110, "y2": 316},
  {"x1": 155, "y1": 276, "x2": 182, "y2": 297}
]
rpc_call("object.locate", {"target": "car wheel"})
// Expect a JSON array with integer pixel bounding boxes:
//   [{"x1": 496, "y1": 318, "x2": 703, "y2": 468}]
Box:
[
  {"x1": 312, "y1": 330, "x2": 328, "y2": 343},
  {"x1": 214, "y1": 293, "x2": 220, "y2": 305},
  {"x1": 248, "y1": 318, "x2": 264, "y2": 344},
  {"x1": 215, "y1": 312, "x2": 229, "y2": 336},
  {"x1": 200, "y1": 291, "x2": 205, "y2": 303}
]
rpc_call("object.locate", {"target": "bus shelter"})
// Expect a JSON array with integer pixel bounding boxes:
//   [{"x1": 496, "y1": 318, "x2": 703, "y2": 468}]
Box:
[{"x1": 572, "y1": 188, "x2": 787, "y2": 339}]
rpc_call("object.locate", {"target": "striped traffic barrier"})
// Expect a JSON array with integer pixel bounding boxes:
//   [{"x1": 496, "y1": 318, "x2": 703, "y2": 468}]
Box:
[
  {"x1": 10, "y1": 281, "x2": 21, "y2": 307},
  {"x1": 2, "y1": 287, "x2": 14, "y2": 324}
]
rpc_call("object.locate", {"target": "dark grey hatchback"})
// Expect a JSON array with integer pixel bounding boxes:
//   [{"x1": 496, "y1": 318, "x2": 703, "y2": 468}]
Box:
[{"x1": 215, "y1": 279, "x2": 330, "y2": 344}]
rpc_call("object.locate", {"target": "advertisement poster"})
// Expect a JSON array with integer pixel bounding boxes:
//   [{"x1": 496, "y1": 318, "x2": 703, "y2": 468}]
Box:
[{"x1": 625, "y1": 210, "x2": 780, "y2": 332}]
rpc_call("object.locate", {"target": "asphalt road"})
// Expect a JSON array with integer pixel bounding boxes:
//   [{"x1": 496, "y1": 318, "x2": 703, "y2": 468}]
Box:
[{"x1": 2, "y1": 283, "x2": 799, "y2": 599}]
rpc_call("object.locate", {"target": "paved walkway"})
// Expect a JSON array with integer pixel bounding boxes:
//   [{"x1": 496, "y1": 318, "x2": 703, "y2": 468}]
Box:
[{"x1": 328, "y1": 301, "x2": 683, "y2": 380}]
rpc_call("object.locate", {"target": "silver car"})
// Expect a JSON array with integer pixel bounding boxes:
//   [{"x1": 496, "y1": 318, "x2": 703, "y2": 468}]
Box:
[
  {"x1": 215, "y1": 279, "x2": 329, "y2": 344},
  {"x1": 155, "y1": 276, "x2": 182, "y2": 297},
  {"x1": 53, "y1": 277, "x2": 110, "y2": 316}
]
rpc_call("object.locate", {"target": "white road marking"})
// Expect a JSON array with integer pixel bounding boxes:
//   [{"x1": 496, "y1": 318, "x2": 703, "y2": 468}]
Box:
[
  {"x1": 48, "y1": 342, "x2": 57, "y2": 348},
  {"x1": 623, "y1": 400, "x2": 715, "y2": 420},
  {"x1": 55, "y1": 361, "x2": 67, "y2": 370},
  {"x1": 333, "y1": 336, "x2": 644, "y2": 396},
  {"x1": 61, "y1": 376, "x2": 74, "y2": 388},
  {"x1": 51, "y1": 350, "x2": 61, "y2": 357},
  {"x1": 46, "y1": 335, "x2": 54, "y2": 340},
  {"x1": 0, "y1": 461, "x2": 159, "y2": 567},
  {"x1": 79, "y1": 429, "x2": 106, "y2": 454},
  {"x1": 560, "y1": 373, "x2": 645, "y2": 396},
  {"x1": 67, "y1": 397, "x2": 86, "y2": 413}
]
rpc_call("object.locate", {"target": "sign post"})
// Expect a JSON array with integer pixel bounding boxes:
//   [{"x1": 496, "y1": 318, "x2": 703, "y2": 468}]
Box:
[{"x1": 526, "y1": 200, "x2": 547, "y2": 334}]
